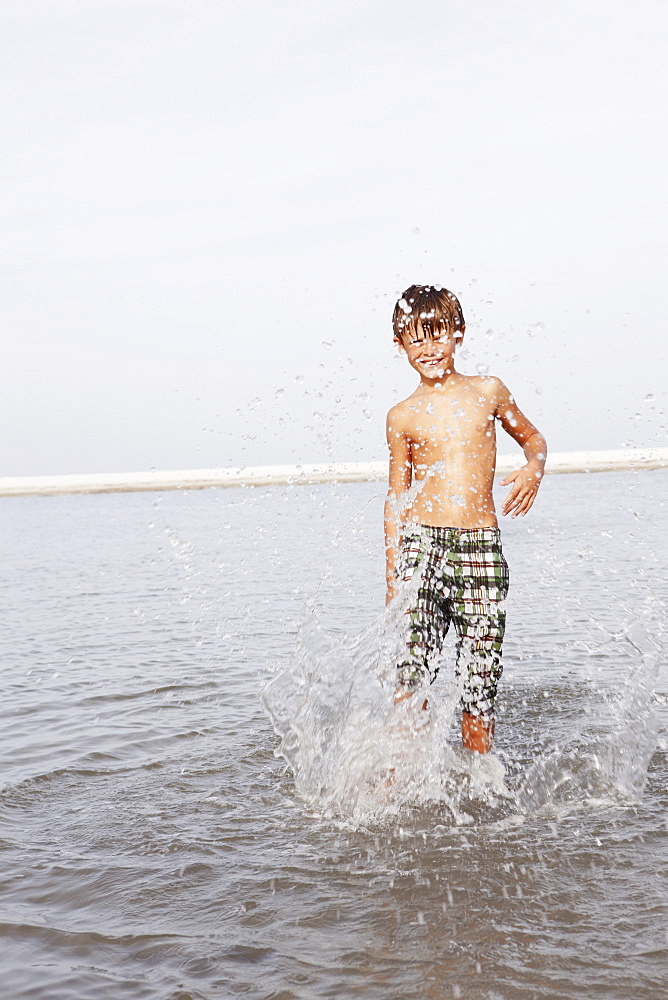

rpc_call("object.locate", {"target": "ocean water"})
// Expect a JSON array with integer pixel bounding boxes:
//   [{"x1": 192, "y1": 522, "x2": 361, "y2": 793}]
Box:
[{"x1": 0, "y1": 470, "x2": 666, "y2": 1000}]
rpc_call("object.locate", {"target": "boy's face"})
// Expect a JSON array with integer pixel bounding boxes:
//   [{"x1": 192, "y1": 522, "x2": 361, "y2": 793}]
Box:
[{"x1": 395, "y1": 320, "x2": 463, "y2": 380}]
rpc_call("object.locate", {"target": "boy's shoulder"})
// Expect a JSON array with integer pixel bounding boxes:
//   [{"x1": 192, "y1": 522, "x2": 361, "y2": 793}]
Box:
[
  {"x1": 457, "y1": 373, "x2": 507, "y2": 397},
  {"x1": 467, "y1": 373, "x2": 512, "y2": 406},
  {"x1": 386, "y1": 388, "x2": 422, "y2": 430}
]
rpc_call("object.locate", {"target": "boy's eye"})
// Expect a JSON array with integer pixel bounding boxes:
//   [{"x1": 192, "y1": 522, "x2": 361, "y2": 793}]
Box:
[{"x1": 412, "y1": 333, "x2": 446, "y2": 344}]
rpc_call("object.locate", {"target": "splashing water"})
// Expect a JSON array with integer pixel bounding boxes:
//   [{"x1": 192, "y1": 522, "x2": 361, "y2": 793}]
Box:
[
  {"x1": 515, "y1": 624, "x2": 661, "y2": 811},
  {"x1": 263, "y1": 596, "x2": 511, "y2": 825},
  {"x1": 263, "y1": 596, "x2": 662, "y2": 828},
  {"x1": 263, "y1": 471, "x2": 665, "y2": 830}
]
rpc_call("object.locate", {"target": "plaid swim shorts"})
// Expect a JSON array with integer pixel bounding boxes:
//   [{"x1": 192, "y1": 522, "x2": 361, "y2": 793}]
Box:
[{"x1": 396, "y1": 524, "x2": 510, "y2": 720}]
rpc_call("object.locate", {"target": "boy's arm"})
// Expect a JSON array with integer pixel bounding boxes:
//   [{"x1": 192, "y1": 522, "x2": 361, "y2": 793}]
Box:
[
  {"x1": 494, "y1": 380, "x2": 547, "y2": 519},
  {"x1": 384, "y1": 408, "x2": 412, "y2": 604}
]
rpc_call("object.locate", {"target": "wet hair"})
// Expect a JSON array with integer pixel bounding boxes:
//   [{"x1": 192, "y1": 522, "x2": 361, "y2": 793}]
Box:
[{"x1": 392, "y1": 284, "x2": 465, "y2": 342}]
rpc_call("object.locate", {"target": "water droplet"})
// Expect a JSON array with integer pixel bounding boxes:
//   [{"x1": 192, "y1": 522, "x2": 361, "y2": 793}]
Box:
[
  {"x1": 528, "y1": 322, "x2": 544, "y2": 337},
  {"x1": 275, "y1": 387, "x2": 285, "y2": 399},
  {"x1": 535, "y1": 386, "x2": 543, "y2": 395},
  {"x1": 321, "y1": 341, "x2": 333, "y2": 350},
  {"x1": 644, "y1": 393, "x2": 655, "y2": 403},
  {"x1": 363, "y1": 409, "x2": 373, "y2": 420},
  {"x1": 476, "y1": 364, "x2": 489, "y2": 375},
  {"x1": 295, "y1": 374, "x2": 305, "y2": 384},
  {"x1": 484, "y1": 328, "x2": 494, "y2": 339}
]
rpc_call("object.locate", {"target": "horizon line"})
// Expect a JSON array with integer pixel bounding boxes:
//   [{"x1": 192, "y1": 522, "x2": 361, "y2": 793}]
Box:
[{"x1": 0, "y1": 447, "x2": 666, "y2": 499}]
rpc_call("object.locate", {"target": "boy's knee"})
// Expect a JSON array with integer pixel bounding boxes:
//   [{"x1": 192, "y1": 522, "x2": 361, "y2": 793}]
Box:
[{"x1": 396, "y1": 662, "x2": 428, "y2": 690}]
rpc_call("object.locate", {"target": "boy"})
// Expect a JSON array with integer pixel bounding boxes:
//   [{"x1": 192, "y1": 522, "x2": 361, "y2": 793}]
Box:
[{"x1": 385, "y1": 284, "x2": 546, "y2": 754}]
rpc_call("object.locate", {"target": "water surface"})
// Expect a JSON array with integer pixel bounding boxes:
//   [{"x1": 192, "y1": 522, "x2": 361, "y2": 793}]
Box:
[{"x1": 0, "y1": 471, "x2": 666, "y2": 999}]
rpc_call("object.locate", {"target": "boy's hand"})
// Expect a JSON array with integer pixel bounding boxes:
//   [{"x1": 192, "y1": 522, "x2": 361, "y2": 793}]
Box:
[{"x1": 500, "y1": 464, "x2": 543, "y2": 518}]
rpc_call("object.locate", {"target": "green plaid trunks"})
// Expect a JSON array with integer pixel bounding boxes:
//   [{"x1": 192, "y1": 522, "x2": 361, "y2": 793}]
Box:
[{"x1": 396, "y1": 524, "x2": 510, "y2": 720}]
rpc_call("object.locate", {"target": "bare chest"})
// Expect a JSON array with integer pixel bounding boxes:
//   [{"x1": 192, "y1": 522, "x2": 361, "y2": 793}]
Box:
[{"x1": 405, "y1": 394, "x2": 494, "y2": 454}]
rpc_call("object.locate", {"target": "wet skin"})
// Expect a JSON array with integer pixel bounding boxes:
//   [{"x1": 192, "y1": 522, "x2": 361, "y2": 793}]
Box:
[
  {"x1": 385, "y1": 325, "x2": 545, "y2": 536},
  {"x1": 461, "y1": 711, "x2": 494, "y2": 753},
  {"x1": 392, "y1": 692, "x2": 493, "y2": 754},
  {"x1": 385, "y1": 322, "x2": 547, "y2": 752}
]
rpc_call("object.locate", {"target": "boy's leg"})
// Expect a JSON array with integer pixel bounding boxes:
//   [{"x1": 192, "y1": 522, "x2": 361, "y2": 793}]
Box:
[
  {"x1": 461, "y1": 711, "x2": 495, "y2": 753},
  {"x1": 451, "y1": 530, "x2": 509, "y2": 753},
  {"x1": 394, "y1": 527, "x2": 450, "y2": 705}
]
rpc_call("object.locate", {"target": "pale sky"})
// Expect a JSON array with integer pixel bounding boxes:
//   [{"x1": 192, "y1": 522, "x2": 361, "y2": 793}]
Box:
[{"x1": 2, "y1": 0, "x2": 666, "y2": 475}]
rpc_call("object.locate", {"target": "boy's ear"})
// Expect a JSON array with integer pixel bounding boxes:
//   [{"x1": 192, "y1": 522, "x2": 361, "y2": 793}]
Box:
[
  {"x1": 455, "y1": 325, "x2": 465, "y2": 346},
  {"x1": 394, "y1": 336, "x2": 406, "y2": 353}
]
